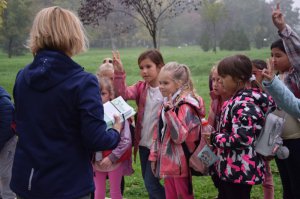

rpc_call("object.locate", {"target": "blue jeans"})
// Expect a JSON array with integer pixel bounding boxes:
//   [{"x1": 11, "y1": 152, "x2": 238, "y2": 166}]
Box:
[
  {"x1": 139, "y1": 146, "x2": 165, "y2": 199},
  {"x1": 275, "y1": 138, "x2": 300, "y2": 199}
]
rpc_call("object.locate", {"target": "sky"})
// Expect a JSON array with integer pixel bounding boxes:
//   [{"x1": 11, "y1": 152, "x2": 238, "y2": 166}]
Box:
[{"x1": 265, "y1": 0, "x2": 300, "y2": 9}]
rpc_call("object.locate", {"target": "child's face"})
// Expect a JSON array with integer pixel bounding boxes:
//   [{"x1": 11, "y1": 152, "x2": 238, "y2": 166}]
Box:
[
  {"x1": 158, "y1": 71, "x2": 180, "y2": 97},
  {"x1": 219, "y1": 75, "x2": 237, "y2": 96},
  {"x1": 271, "y1": 47, "x2": 291, "y2": 73},
  {"x1": 252, "y1": 65, "x2": 263, "y2": 84},
  {"x1": 101, "y1": 88, "x2": 111, "y2": 103},
  {"x1": 211, "y1": 70, "x2": 225, "y2": 96},
  {"x1": 139, "y1": 58, "x2": 161, "y2": 86}
]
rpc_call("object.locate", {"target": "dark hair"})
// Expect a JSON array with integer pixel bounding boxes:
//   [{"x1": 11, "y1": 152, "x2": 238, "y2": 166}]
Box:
[
  {"x1": 218, "y1": 54, "x2": 252, "y2": 83},
  {"x1": 270, "y1": 39, "x2": 286, "y2": 54},
  {"x1": 138, "y1": 49, "x2": 165, "y2": 68},
  {"x1": 252, "y1": 59, "x2": 267, "y2": 70}
]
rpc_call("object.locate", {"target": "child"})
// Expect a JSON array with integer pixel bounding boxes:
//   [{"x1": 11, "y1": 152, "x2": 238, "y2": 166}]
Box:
[
  {"x1": 113, "y1": 50, "x2": 166, "y2": 198},
  {"x1": 149, "y1": 62, "x2": 204, "y2": 199},
  {"x1": 0, "y1": 86, "x2": 17, "y2": 199},
  {"x1": 11, "y1": 6, "x2": 121, "y2": 199},
  {"x1": 211, "y1": 55, "x2": 274, "y2": 199},
  {"x1": 93, "y1": 77, "x2": 133, "y2": 199},
  {"x1": 262, "y1": 4, "x2": 300, "y2": 198},
  {"x1": 96, "y1": 58, "x2": 114, "y2": 82},
  {"x1": 251, "y1": 59, "x2": 274, "y2": 199},
  {"x1": 207, "y1": 65, "x2": 230, "y2": 199}
]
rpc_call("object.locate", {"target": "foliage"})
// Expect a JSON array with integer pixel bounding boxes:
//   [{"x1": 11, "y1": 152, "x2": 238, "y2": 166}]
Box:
[
  {"x1": 78, "y1": 0, "x2": 201, "y2": 48},
  {"x1": 199, "y1": 32, "x2": 211, "y2": 52},
  {"x1": 200, "y1": 0, "x2": 226, "y2": 53},
  {"x1": 219, "y1": 27, "x2": 250, "y2": 51},
  {"x1": 1, "y1": 0, "x2": 31, "y2": 58},
  {"x1": 0, "y1": 0, "x2": 6, "y2": 27}
]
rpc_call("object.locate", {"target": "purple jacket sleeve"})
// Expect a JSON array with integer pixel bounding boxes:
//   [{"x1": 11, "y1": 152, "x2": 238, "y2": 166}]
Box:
[{"x1": 109, "y1": 120, "x2": 132, "y2": 163}]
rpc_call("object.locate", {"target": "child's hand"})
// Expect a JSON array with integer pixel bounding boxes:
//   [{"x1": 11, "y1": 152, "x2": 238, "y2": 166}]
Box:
[
  {"x1": 163, "y1": 94, "x2": 174, "y2": 111},
  {"x1": 112, "y1": 115, "x2": 122, "y2": 133},
  {"x1": 150, "y1": 161, "x2": 156, "y2": 175},
  {"x1": 262, "y1": 58, "x2": 275, "y2": 81},
  {"x1": 272, "y1": 3, "x2": 286, "y2": 32},
  {"x1": 99, "y1": 157, "x2": 113, "y2": 169},
  {"x1": 112, "y1": 51, "x2": 124, "y2": 72}
]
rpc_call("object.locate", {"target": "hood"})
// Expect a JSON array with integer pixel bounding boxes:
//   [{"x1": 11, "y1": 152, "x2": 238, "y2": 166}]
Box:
[
  {"x1": 0, "y1": 86, "x2": 11, "y2": 99},
  {"x1": 23, "y1": 50, "x2": 83, "y2": 91},
  {"x1": 234, "y1": 88, "x2": 274, "y2": 115},
  {"x1": 176, "y1": 93, "x2": 205, "y2": 118}
]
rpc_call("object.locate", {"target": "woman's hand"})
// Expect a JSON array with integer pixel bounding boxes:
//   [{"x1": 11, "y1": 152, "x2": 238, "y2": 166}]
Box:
[
  {"x1": 112, "y1": 115, "x2": 122, "y2": 133},
  {"x1": 112, "y1": 51, "x2": 124, "y2": 72},
  {"x1": 262, "y1": 59, "x2": 275, "y2": 81},
  {"x1": 272, "y1": 3, "x2": 286, "y2": 32}
]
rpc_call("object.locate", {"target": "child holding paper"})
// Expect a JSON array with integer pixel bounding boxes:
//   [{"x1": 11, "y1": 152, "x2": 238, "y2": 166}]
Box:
[{"x1": 93, "y1": 77, "x2": 133, "y2": 199}]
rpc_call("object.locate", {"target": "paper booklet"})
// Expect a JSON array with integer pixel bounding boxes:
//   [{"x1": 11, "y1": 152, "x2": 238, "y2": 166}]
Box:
[{"x1": 103, "y1": 96, "x2": 136, "y2": 129}]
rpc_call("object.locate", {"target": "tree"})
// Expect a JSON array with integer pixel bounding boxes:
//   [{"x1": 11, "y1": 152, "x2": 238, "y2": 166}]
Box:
[
  {"x1": 79, "y1": 0, "x2": 201, "y2": 49},
  {"x1": 1, "y1": 0, "x2": 32, "y2": 57},
  {"x1": 200, "y1": 0, "x2": 226, "y2": 53},
  {"x1": 0, "y1": 0, "x2": 6, "y2": 28},
  {"x1": 219, "y1": 27, "x2": 250, "y2": 51}
]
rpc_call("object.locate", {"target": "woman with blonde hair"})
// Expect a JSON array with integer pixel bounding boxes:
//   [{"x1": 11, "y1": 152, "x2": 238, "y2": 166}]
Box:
[{"x1": 11, "y1": 6, "x2": 121, "y2": 199}]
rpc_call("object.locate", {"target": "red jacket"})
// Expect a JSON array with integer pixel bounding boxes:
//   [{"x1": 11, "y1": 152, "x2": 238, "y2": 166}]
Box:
[{"x1": 149, "y1": 93, "x2": 205, "y2": 178}]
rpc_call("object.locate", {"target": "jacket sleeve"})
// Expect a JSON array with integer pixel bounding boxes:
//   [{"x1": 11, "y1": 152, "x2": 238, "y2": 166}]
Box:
[
  {"x1": 113, "y1": 70, "x2": 140, "y2": 100},
  {"x1": 165, "y1": 104, "x2": 201, "y2": 144},
  {"x1": 212, "y1": 102, "x2": 260, "y2": 150},
  {"x1": 279, "y1": 24, "x2": 300, "y2": 71},
  {"x1": 109, "y1": 120, "x2": 132, "y2": 163},
  {"x1": 0, "y1": 90, "x2": 15, "y2": 151},
  {"x1": 263, "y1": 76, "x2": 300, "y2": 118},
  {"x1": 78, "y1": 74, "x2": 120, "y2": 152}
]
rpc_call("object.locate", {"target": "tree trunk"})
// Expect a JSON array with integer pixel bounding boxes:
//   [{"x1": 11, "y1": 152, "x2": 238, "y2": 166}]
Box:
[
  {"x1": 213, "y1": 23, "x2": 217, "y2": 54},
  {"x1": 8, "y1": 38, "x2": 12, "y2": 58}
]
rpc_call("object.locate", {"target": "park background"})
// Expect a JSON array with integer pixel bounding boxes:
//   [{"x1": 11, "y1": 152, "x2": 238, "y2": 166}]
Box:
[{"x1": 1, "y1": 0, "x2": 300, "y2": 198}]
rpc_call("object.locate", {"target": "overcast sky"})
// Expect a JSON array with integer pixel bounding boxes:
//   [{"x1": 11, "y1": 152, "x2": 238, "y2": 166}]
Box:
[{"x1": 265, "y1": 0, "x2": 300, "y2": 9}]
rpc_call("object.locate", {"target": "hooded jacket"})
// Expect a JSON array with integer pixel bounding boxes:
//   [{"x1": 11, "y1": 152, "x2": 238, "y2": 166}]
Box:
[
  {"x1": 211, "y1": 88, "x2": 274, "y2": 185},
  {"x1": 0, "y1": 86, "x2": 15, "y2": 151},
  {"x1": 149, "y1": 93, "x2": 204, "y2": 178},
  {"x1": 10, "y1": 50, "x2": 120, "y2": 199}
]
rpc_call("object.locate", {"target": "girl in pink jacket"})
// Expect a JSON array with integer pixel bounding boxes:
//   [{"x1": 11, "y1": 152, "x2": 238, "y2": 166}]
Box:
[{"x1": 149, "y1": 62, "x2": 205, "y2": 199}]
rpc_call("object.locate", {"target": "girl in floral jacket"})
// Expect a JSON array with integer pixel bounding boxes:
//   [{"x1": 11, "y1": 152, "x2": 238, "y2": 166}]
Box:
[
  {"x1": 211, "y1": 55, "x2": 274, "y2": 199},
  {"x1": 149, "y1": 62, "x2": 205, "y2": 199}
]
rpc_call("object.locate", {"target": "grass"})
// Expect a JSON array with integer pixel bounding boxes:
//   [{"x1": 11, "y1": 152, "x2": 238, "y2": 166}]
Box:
[{"x1": 0, "y1": 46, "x2": 282, "y2": 199}]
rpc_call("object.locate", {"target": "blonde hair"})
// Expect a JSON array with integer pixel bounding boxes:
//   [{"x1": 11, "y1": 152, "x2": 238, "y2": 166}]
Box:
[
  {"x1": 28, "y1": 6, "x2": 88, "y2": 56},
  {"x1": 162, "y1": 62, "x2": 197, "y2": 96},
  {"x1": 98, "y1": 77, "x2": 115, "y2": 100},
  {"x1": 96, "y1": 63, "x2": 114, "y2": 78}
]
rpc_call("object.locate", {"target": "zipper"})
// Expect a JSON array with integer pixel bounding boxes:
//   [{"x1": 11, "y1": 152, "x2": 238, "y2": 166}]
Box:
[{"x1": 28, "y1": 168, "x2": 34, "y2": 191}]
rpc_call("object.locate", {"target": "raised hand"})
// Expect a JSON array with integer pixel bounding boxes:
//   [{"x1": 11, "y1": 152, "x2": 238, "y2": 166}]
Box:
[
  {"x1": 272, "y1": 3, "x2": 286, "y2": 32},
  {"x1": 262, "y1": 58, "x2": 275, "y2": 81},
  {"x1": 112, "y1": 51, "x2": 124, "y2": 72}
]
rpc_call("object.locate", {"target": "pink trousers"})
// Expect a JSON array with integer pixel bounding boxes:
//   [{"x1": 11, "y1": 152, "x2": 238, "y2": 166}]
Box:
[
  {"x1": 164, "y1": 177, "x2": 194, "y2": 199},
  {"x1": 94, "y1": 164, "x2": 124, "y2": 199}
]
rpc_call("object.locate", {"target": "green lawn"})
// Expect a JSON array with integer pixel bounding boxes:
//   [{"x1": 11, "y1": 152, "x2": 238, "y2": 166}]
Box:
[{"x1": 0, "y1": 46, "x2": 282, "y2": 199}]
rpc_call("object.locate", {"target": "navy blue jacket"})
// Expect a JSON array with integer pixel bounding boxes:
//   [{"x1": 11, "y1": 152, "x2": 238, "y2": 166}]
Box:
[
  {"x1": 10, "y1": 50, "x2": 120, "y2": 199},
  {"x1": 0, "y1": 86, "x2": 14, "y2": 151}
]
